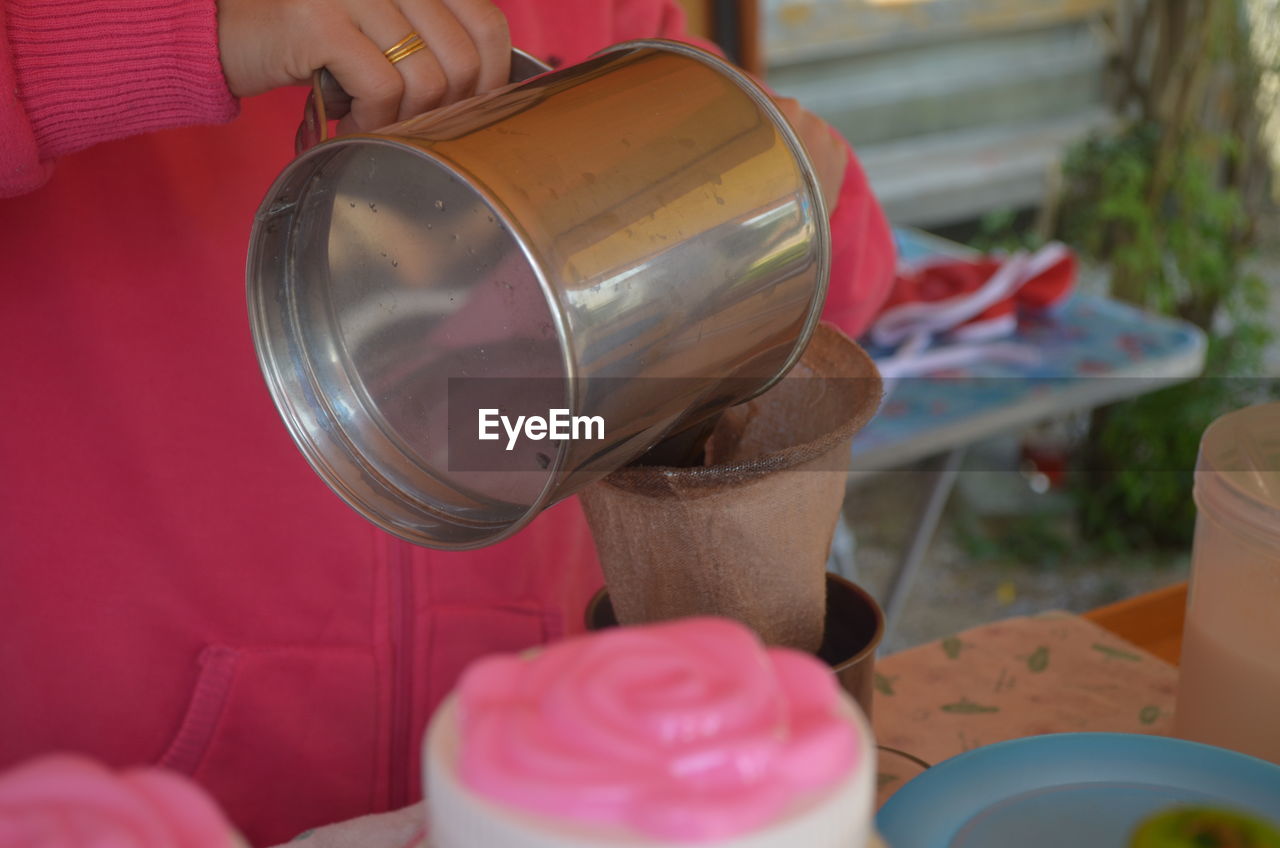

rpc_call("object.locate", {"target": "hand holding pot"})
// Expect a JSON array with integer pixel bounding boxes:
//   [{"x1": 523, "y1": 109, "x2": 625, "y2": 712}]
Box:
[
  {"x1": 216, "y1": 0, "x2": 511, "y2": 132},
  {"x1": 770, "y1": 96, "x2": 848, "y2": 213}
]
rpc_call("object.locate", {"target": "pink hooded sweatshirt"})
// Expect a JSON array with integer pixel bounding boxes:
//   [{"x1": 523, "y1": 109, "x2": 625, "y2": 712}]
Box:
[{"x1": 0, "y1": 1, "x2": 894, "y2": 844}]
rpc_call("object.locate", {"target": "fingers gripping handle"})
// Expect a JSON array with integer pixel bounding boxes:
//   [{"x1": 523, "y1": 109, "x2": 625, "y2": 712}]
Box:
[{"x1": 295, "y1": 49, "x2": 552, "y2": 154}]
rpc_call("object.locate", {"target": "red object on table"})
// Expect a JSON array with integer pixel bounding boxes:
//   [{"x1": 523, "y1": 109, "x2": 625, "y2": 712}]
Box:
[{"x1": 870, "y1": 243, "x2": 1076, "y2": 347}]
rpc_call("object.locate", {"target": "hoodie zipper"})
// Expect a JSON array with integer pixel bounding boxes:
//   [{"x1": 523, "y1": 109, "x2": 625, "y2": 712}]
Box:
[{"x1": 388, "y1": 541, "x2": 415, "y2": 810}]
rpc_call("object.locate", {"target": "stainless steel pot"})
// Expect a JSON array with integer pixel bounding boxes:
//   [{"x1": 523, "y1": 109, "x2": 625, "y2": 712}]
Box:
[{"x1": 247, "y1": 39, "x2": 830, "y2": 550}]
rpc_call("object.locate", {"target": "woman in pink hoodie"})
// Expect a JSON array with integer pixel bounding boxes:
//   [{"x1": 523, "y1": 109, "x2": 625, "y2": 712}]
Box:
[{"x1": 0, "y1": 0, "x2": 894, "y2": 843}]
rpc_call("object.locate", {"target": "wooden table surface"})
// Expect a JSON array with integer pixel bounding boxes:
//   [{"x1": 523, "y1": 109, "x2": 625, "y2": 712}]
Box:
[{"x1": 1083, "y1": 581, "x2": 1188, "y2": 666}]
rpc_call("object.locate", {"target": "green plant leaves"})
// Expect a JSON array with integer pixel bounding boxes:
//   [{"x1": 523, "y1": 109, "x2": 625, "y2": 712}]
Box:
[
  {"x1": 940, "y1": 698, "x2": 1000, "y2": 715},
  {"x1": 1093, "y1": 643, "x2": 1143, "y2": 662},
  {"x1": 1027, "y1": 645, "x2": 1050, "y2": 673},
  {"x1": 941, "y1": 636, "x2": 963, "y2": 659}
]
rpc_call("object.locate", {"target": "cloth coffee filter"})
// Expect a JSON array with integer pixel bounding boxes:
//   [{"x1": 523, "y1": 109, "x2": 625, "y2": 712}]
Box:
[{"x1": 580, "y1": 323, "x2": 884, "y2": 652}]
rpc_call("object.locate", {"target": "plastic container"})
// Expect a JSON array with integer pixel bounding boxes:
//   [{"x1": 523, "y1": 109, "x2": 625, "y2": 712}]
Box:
[{"x1": 1175, "y1": 402, "x2": 1280, "y2": 763}]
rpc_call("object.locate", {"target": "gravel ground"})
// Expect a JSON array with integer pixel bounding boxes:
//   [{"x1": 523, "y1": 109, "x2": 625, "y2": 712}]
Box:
[
  {"x1": 839, "y1": 207, "x2": 1280, "y2": 655},
  {"x1": 843, "y1": 461, "x2": 1191, "y2": 656},
  {"x1": 851, "y1": 214, "x2": 1279, "y2": 656}
]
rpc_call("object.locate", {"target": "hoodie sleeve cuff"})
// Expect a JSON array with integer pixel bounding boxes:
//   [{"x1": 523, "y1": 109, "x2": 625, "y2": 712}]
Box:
[
  {"x1": 6, "y1": 0, "x2": 239, "y2": 162},
  {"x1": 820, "y1": 143, "x2": 898, "y2": 339}
]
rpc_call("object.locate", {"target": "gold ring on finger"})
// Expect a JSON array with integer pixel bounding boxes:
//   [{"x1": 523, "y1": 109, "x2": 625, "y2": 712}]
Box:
[{"x1": 384, "y1": 32, "x2": 427, "y2": 65}]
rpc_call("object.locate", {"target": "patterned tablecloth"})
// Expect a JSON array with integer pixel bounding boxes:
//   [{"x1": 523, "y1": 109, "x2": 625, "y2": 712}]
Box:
[
  {"x1": 277, "y1": 612, "x2": 1178, "y2": 846},
  {"x1": 870, "y1": 612, "x2": 1180, "y2": 808},
  {"x1": 850, "y1": 230, "x2": 1206, "y2": 471}
]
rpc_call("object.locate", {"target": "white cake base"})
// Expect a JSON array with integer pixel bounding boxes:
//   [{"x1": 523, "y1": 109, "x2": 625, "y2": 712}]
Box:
[{"x1": 424, "y1": 693, "x2": 877, "y2": 848}]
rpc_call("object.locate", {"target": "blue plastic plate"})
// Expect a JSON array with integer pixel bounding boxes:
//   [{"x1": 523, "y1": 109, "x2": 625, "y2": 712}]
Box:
[{"x1": 877, "y1": 733, "x2": 1280, "y2": 848}]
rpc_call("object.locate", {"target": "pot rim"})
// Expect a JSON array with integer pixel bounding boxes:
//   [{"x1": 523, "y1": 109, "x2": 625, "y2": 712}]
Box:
[{"x1": 582, "y1": 570, "x2": 885, "y2": 668}]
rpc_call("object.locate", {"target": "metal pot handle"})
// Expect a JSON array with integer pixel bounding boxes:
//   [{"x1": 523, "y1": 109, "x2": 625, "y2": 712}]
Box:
[{"x1": 295, "y1": 48, "x2": 551, "y2": 154}]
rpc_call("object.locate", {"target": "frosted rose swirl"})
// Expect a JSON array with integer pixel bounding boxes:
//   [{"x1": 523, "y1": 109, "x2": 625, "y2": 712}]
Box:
[
  {"x1": 456, "y1": 617, "x2": 858, "y2": 841},
  {"x1": 0, "y1": 755, "x2": 239, "y2": 848}
]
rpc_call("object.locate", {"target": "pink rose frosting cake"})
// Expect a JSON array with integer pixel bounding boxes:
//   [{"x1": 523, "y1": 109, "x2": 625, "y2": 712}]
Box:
[
  {"x1": 0, "y1": 754, "x2": 241, "y2": 848},
  {"x1": 424, "y1": 617, "x2": 876, "y2": 847}
]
